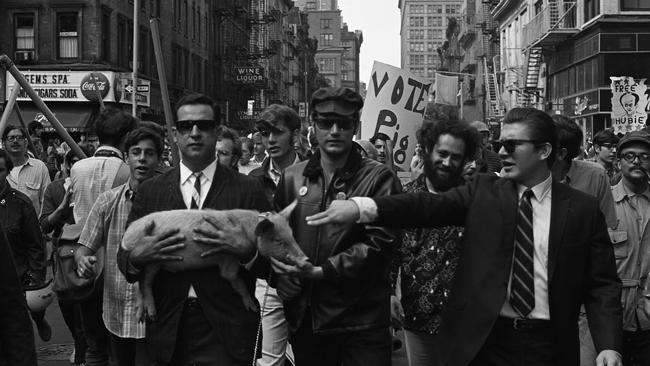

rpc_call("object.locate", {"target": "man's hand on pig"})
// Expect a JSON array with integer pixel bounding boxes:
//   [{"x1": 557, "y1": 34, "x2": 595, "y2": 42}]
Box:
[
  {"x1": 270, "y1": 256, "x2": 324, "y2": 280},
  {"x1": 195, "y1": 215, "x2": 255, "y2": 261},
  {"x1": 275, "y1": 275, "x2": 301, "y2": 301},
  {"x1": 129, "y1": 220, "x2": 186, "y2": 268}
]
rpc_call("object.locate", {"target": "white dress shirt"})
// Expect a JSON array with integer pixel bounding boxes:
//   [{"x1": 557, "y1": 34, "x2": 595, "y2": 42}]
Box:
[{"x1": 179, "y1": 158, "x2": 217, "y2": 297}]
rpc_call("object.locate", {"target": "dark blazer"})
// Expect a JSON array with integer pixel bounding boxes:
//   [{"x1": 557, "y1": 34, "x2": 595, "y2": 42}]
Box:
[
  {"x1": 0, "y1": 222, "x2": 37, "y2": 366},
  {"x1": 117, "y1": 163, "x2": 270, "y2": 363},
  {"x1": 374, "y1": 174, "x2": 623, "y2": 366}
]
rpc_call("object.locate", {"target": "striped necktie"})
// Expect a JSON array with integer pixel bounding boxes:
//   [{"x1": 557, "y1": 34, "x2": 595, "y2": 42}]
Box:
[
  {"x1": 510, "y1": 189, "x2": 535, "y2": 317},
  {"x1": 190, "y1": 172, "x2": 202, "y2": 209}
]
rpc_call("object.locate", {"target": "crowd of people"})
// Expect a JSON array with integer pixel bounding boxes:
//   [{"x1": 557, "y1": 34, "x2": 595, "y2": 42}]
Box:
[{"x1": 0, "y1": 84, "x2": 647, "y2": 366}]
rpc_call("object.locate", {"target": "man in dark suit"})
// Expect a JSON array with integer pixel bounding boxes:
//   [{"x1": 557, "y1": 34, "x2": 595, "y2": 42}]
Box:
[
  {"x1": 306, "y1": 107, "x2": 623, "y2": 366},
  {"x1": 117, "y1": 94, "x2": 270, "y2": 366}
]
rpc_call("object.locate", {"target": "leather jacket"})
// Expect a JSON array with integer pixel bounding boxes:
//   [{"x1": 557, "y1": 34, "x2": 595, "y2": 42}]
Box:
[
  {"x1": 274, "y1": 147, "x2": 402, "y2": 334},
  {"x1": 0, "y1": 184, "x2": 45, "y2": 283}
]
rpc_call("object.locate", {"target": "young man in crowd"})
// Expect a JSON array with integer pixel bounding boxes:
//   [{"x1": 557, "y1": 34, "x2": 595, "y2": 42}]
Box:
[
  {"x1": 309, "y1": 107, "x2": 623, "y2": 366},
  {"x1": 1, "y1": 126, "x2": 51, "y2": 341},
  {"x1": 68, "y1": 108, "x2": 137, "y2": 366},
  {"x1": 592, "y1": 129, "x2": 621, "y2": 184},
  {"x1": 391, "y1": 119, "x2": 479, "y2": 365},
  {"x1": 117, "y1": 94, "x2": 269, "y2": 365},
  {"x1": 216, "y1": 126, "x2": 242, "y2": 171},
  {"x1": 76, "y1": 128, "x2": 165, "y2": 366},
  {"x1": 27, "y1": 120, "x2": 46, "y2": 161},
  {"x1": 249, "y1": 103, "x2": 304, "y2": 366},
  {"x1": 608, "y1": 130, "x2": 650, "y2": 366},
  {"x1": 469, "y1": 120, "x2": 502, "y2": 175},
  {"x1": 271, "y1": 87, "x2": 402, "y2": 366}
]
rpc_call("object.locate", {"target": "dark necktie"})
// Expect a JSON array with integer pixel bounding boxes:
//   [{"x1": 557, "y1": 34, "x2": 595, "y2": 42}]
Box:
[
  {"x1": 510, "y1": 189, "x2": 535, "y2": 317},
  {"x1": 190, "y1": 172, "x2": 202, "y2": 209}
]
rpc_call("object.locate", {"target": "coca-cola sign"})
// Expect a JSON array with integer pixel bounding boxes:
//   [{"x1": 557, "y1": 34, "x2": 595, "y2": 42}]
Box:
[{"x1": 80, "y1": 73, "x2": 110, "y2": 101}]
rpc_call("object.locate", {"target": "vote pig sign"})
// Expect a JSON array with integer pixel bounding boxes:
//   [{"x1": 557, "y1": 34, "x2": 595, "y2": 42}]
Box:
[
  {"x1": 361, "y1": 61, "x2": 431, "y2": 171},
  {"x1": 610, "y1": 76, "x2": 649, "y2": 134}
]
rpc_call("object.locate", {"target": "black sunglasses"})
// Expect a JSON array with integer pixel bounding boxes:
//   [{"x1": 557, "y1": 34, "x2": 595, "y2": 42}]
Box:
[
  {"x1": 497, "y1": 139, "x2": 544, "y2": 154},
  {"x1": 313, "y1": 118, "x2": 356, "y2": 131},
  {"x1": 174, "y1": 119, "x2": 217, "y2": 133}
]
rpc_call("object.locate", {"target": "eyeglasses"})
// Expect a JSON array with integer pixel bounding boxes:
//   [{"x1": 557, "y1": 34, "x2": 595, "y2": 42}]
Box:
[
  {"x1": 313, "y1": 118, "x2": 356, "y2": 131},
  {"x1": 621, "y1": 152, "x2": 650, "y2": 163},
  {"x1": 498, "y1": 139, "x2": 543, "y2": 154},
  {"x1": 174, "y1": 120, "x2": 217, "y2": 134},
  {"x1": 5, "y1": 135, "x2": 26, "y2": 142}
]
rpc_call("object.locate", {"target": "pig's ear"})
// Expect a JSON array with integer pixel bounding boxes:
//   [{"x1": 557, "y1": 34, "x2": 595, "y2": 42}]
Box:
[
  {"x1": 278, "y1": 199, "x2": 298, "y2": 220},
  {"x1": 255, "y1": 218, "x2": 275, "y2": 236}
]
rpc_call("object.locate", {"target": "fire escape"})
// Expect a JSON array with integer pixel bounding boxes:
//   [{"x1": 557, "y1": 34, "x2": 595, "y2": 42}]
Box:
[
  {"x1": 480, "y1": 0, "x2": 504, "y2": 123},
  {"x1": 519, "y1": 0, "x2": 578, "y2": 107}
]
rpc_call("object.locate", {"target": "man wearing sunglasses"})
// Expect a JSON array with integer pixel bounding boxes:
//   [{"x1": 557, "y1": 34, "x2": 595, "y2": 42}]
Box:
[
  {"x1": 307, "y1": 107, "x2": 623, "y2": 366},
  {"x1": 117, "y1": 94, "x2": 270, "y2": 366},
  {"x1": 270, "y1": 87, "x2": 402, "y2": 366},
  {"x1": 608, "y1": 130, "x2": 650, "y2": 366}
]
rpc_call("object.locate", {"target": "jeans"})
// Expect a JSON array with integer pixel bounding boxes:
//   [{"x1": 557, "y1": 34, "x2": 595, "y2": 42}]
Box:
[
  {"x1": 291, "y1": 320, "x2": 391, "y2": 366},
  {"x1": 79, "y1": 289, "x2": 109, "y2": 366},
  {"x1": 108, "y1": 334, "x2": 151, "y2": 366},
  {"x1": 59, "y1": 301, "x2": 87, "y2": 364},
  {"x1": 255, "y1": 280, "x2": 294, "y2": 366},
  {"x1": 623, "y1": 329, "x2": 650, "y2": 366},
  {"x1": 404, "y1": 329, "x2": 438, "y2": 366}
]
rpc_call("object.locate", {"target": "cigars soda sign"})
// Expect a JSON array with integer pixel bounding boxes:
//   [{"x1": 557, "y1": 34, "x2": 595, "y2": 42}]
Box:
[{"x1": 5, "y1": 71, "x2": 119, "y2": 103}]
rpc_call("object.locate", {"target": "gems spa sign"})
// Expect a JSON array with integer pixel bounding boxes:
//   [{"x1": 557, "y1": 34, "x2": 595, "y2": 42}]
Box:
[{"x1": 5, "y1": 71, "x2": 119, "y2": 103}]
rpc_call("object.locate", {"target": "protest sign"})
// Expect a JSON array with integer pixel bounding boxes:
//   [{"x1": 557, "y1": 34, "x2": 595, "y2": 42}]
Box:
[
  {"x1": 610, "y1": 76, "x2": 649, "y2": 134},
  {"x1": 361, "y1": 61, "x2": 431, "y2": 171}
]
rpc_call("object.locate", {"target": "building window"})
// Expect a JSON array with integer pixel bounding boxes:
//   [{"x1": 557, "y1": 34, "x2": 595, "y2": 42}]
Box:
[
  {"x1": 321, "y1": 18, "x2": 331, "y2": 29},
  {"x1": 15, "y1": 14, "x2": 35, "y2": 50},
  {"x1": 57, "y1": 12, "x2": 79, "y2": 59},
  {"x1": 117, "y1": 16, "x2": 131, "y2": 68},
  {"x1": 306, "y1": 2, "x2": 316, "y2": 10},
  {"x1": 318, "y1": 58, "x2": 335, "y2": 72},
  {"x1": 584, "y1": 0, "x2": 599, "y2": 20},
  {"x1": 320, "y1": 33, "x2": 333, "y2": 46},
  {"x1": 621, "y1": 0, "x2": 650, "y2": 10}
]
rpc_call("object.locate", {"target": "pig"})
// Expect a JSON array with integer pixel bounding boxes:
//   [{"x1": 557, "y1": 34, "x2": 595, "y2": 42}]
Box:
[{"x1": 121, "y1": 201, "x2": 306, "y2": 321}]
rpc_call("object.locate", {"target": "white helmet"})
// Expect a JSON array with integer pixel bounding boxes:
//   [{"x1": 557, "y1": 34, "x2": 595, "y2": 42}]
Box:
[{"x1": 25, "y1": 279, "x2": 54, "y2": 312}]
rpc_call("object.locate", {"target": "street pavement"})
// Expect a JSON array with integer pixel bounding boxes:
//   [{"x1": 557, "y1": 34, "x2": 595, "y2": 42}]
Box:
[{"x1": 34, "y1": 298, "x2": 409, "y2": 366}]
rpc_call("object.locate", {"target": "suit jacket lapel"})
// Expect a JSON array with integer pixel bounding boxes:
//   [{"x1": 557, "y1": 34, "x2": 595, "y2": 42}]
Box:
[
  {"x1": 548, "y1": 180, "x2": 569, "y2": 284},
  {"x1": 168, "y1": 168, "x2": 187, "y2": 209},
  {"x1": 498, "y1": 178, "x2": 518, "y2": 256},
  {"x1": 204, "y1": 163, "x2": 230, "y2": 205}
]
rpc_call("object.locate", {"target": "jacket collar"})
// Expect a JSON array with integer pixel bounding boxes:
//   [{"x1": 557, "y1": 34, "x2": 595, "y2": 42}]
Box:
[
  {"x1": 303, "y1": 145, "x2": 363, "y2": 181},
  {"x1": 612, "y1": 180, "x2": 650, "y2": 202}
]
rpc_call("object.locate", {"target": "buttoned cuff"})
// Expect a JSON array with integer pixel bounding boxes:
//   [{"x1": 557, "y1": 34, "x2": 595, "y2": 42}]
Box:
[{"x1": 349, "y1": 197, "x2": 378, "y2": 224}]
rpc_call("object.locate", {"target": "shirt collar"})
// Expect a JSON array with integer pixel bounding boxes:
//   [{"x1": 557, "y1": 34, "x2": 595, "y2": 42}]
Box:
[
  {"x1": 96, "y1": 145, "x2": 124, "y2": 159},
  {"x1": 612, "y1": 180, "x2": 650, "y2": 202},
  {"x1": 517, "y1": 173, "x2": 552, "y2": 201},
  {"x1": 268, "y1": 153, "x2": 300, "y2": 175},
  {"x1": 180, "y1": 158, "x2": 217, "y2": 185}
]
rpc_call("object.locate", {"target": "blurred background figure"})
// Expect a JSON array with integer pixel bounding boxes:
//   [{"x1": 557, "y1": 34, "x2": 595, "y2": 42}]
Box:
[
  {"x1": 251, "y1": 131, "x2": 267, "y2": 165},
  {"x1": 216, "y1": 126, "x2": 242, "y2": 171},
  {"x1": 468, "y1": 120, "x2": 502, "y2": 175},
  {"x1": 355, "y1": 139, "x2": 378, "y2": 161},
  {"x1": 238, "y1": 136, "x2": 256, "y2": 175},
  {"x1": 591, "y1": 129, "x2": 621, "y2": 185},
  {"x1": 371, "y1": 132, "x2": 402, "y2": 172}
]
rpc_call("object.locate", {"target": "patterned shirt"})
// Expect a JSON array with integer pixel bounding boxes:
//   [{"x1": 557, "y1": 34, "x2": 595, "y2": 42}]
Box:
[
  {"x1": 70, "y1": 146, "x2": 129, "y2": 228},
  {"x1": 78, "y1": 182, "x2": 145, "y2": 339},
  {"x1": 7, "y1": 157, "x2": 51, "y2": 216},
  {"x1": 390, "y1": 174, "x2": 464, "y2": 335}
]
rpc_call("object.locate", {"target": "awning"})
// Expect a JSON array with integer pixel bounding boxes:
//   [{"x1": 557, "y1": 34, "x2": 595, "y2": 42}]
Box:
[{"x1": 6, "y1": 103, "x2": 95, "y2": 132}]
